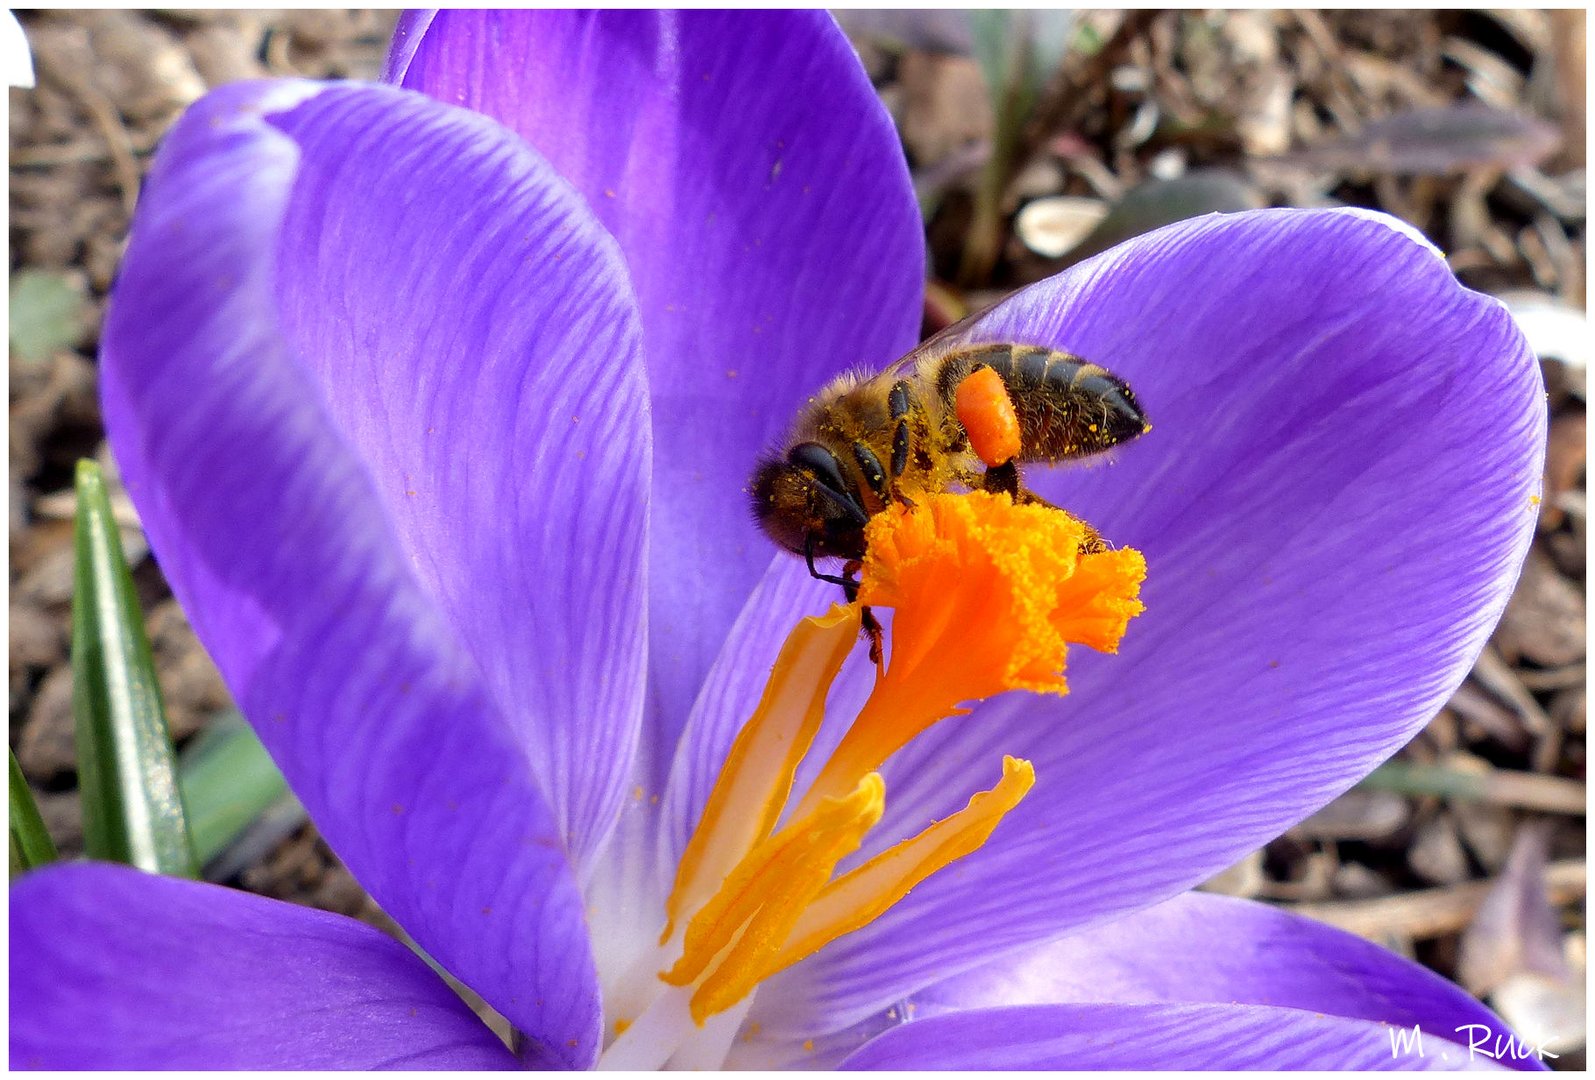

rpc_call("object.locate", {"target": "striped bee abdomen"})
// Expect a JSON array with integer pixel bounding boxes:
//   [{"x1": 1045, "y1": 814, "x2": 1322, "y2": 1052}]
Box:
[{"x1": 933, "y1": 344, "x2": 1149, "y2": 464}]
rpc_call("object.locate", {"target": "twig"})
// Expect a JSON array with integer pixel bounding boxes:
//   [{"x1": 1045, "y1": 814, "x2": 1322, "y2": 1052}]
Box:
[
  {"x1": 1473, "y1": 646, "x2": 1557, "y2": 736},
  {"x1": 1292, "y1": 10, "x2": 1370, "y2": 133},
  {"x1": 1289, "y1": 859, "x2": 1586, "y2": 941},
  {"x1": 1036, "y1": 10, "x2": 1158, "y2": 138},
  {"x1": 11, "y1": 132, "x2": 160, "y2": 168},
  {"x1": 1448, "y1": 681, "x2": 1530, "y2": 749},
  {"x1": 1471, "y1": 645, "x2": 1563, "y2": 772},
  {"x1": 38, "y1": 63, "x2": 142, "y2": 218},
  {"x1": 1516, "y1": 662, "x2": 1586, "y2": 693}
]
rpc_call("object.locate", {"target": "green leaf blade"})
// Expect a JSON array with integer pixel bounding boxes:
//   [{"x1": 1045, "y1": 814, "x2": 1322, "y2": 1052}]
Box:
[
  {"x1": 10, "y1": 749, "x2": 58, "y2": 876},
  {"x1": 71, "y1": 459, "x2": 199, "y2": 878},
  {"x1": 178, "y1": 711, "x2": 292, "y2": 867}
]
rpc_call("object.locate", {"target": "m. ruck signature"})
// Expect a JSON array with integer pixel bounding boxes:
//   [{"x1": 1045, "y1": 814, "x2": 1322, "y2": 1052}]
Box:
[{"x1": 1388, "y1": 1023, "x2": 1559, "y2": 1064}]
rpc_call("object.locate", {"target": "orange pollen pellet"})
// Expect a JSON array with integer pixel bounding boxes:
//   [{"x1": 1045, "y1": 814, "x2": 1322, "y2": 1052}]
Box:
[{"x1": 955, "y1": 366, "x2": 1022, "y2": 467}]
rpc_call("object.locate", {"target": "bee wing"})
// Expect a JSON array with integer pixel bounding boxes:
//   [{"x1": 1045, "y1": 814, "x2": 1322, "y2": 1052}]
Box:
[
  {"x1": 893, "y1": 306, "x2": 994, "y2": 379},
  {"x1": 901, "y1": 301, "x2": 1101, "y2": 377}
]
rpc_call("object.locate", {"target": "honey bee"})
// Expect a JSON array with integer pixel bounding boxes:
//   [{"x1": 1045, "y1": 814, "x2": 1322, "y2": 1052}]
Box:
[{"x1": 750, "y1": 334, "x2": 1149, "y2": 660}]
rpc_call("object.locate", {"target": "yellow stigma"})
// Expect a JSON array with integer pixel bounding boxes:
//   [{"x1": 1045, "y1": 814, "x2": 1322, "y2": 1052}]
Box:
[
  {"x1": 801, "y1": 491, "x2": 1146, "y2": 809},
  {"x1": 658, "y1": 490, "x2": 1145, "y2": 1025}
]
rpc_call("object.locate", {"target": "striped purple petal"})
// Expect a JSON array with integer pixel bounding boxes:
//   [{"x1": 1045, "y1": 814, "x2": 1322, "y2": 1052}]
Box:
[
  {"x1": 391, "y1": 11, "x2": 925, "y2": 775},
  {"x1": 11, "y1": 863, "x2": 516, "y2": 1069},
  {"x1": 100, "y1": 77, "x2": 657, "y2": 1065},
  {"x1": 839, "y1": 1003, "x2": 1511, "y2": 1070}
]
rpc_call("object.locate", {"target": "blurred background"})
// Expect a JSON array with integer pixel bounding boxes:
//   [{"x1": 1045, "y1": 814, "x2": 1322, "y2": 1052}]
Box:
[{"x1": 8, "y1": 9, "x2": 1586, "y2": 1065}]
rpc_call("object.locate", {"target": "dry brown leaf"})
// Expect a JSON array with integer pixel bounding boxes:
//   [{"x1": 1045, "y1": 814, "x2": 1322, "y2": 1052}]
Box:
[
  {"x1": 1495, "y1": 547, "x2": 1586, "y2": 667},
  {"x1": 1293, "y1": 789, "x2": 1410, "y2": 841}
]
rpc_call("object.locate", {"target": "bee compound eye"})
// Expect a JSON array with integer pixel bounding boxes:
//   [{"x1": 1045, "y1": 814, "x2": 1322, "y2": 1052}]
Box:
[
  {"x1": 788, "y1": 442, "x2": 868, "y2": 527},
  {"x1": 788, "y1": 442, "x2": 846, "y2": 491}
]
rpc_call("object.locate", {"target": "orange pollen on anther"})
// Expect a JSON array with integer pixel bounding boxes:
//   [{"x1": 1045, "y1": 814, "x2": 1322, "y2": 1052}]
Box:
[{"x1": 657, "y1": 490, "x2": 1146, "y2": 1025}]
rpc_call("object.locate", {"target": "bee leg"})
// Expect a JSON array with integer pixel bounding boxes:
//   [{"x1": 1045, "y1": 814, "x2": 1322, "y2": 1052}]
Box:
[
  {"x1": 840, "y1": 560, "x2": 886, "y2": 671},
  {"x1": 1072, "y1": 516, "x2": 1108, "y2": 554},
  {"x1": 981, "y1": 462, "x2": 1057, "y2": 514},
  {"x1": 803, "y1": 533, "x2": 853, "y2": 590},
  {"x1": 1009, "y1": 485, "x2": 1109, "y2": 552},
  {"x1": 887, "y1": 380, "x2": 918, "y2": 509},
  {"x1": 861, "y1": 607, "x2": 885, "y2": 670},
  {"x1": 803, "y1": 539, "x2": 883, "y2": 665},
  {"x1": 1018, "y1": 493, "x2": 1109, "y2": 554},
  {"x1": 981, "y1": 467, "x2": 1109, "y2": 554},
  {"x1": 980, "y1": 459, "x2": 1023, "y2": 499}
]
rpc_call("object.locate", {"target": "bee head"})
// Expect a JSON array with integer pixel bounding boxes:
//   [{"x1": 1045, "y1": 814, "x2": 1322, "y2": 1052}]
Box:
[{"x1": 749, "y1": 442, "x2": 869, "y2": 561}]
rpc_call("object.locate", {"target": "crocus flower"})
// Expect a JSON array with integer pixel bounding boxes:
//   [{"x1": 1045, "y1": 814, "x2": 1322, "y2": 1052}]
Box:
[{"x1": 11, "y1": 11, "x2": 1547, "y2": 1071}]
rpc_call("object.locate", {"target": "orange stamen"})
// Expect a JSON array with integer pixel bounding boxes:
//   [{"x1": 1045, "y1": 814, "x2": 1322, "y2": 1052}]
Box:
[
  {"x1": 761, "y1": 756, "x2": 1034, "y2": 983},
  {"x1": 667, "y1": 773, "x2": 885, "y2": 1023},
  {"x1": 654, "y1": 489, "x2": 1145, "y2": 1026},
  {"x1": 661, "y1": 604, "x2": 860, "y2": 941},
  {"x1": 799, "y1": 491, "x2": 1144, "y2": 811}
]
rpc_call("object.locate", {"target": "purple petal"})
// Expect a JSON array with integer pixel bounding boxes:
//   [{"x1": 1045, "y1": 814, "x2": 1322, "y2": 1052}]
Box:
[
  {"x1": 911, "y1": 892, "x2": 1519, "y2": 1039},
  {"x1": 99, "y1": 78, "x2": 660, "y2": 1065},
  {"x1": 763, "y1": 208, "x2": 1544, "y2": 1026},
  {"x1": 393, "y1": 11, "x2": 925, "y2": 766},
  {"x1": 11, "y1": 863, "x2": 516, "y2": 1069},
  {"x1": 382, "y1": 10, "x2": 435, "y2": 84},
  {"x1": 267, "y1": 86, "x2": 652, "y2": 876},
  {"x1": 747, "y1": 892, "x2": 1537, "y2": 1069},
  {"x1": 839, "y1": 1003, "x2": 1515, "y2": 1070}
]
